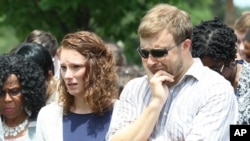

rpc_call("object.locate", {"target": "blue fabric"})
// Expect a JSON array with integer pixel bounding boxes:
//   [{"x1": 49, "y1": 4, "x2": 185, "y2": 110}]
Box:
[
  {"x1": 27, "y1": 120, "x2": 37, "y2": 141},
  {"x1": 63, "y1": 108, "x2": 113, "y2": 141},
  {"x1": 236, "y1": 59, "x2": 244, "y2": 64}
]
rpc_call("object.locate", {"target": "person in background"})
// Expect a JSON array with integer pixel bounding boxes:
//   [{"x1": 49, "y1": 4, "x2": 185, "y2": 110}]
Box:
[
  {"x1": 11, "y1": 43, "x2": 58, "y2": 104},
  {"x1": 243, "y1": 30, "x2": 250, "y2": 63},
  {"x1": 105, "y1": 42, "x2": 142, "y2": 94},
  {"x1": 0, "y1": 54, "x2": 46, "y2": 141},
  {"x1": 234, "y1": 11, "x2": 250, "y2": 60},
  {"x1": 0, "y1": 117, "x2": 3, "y2": 141},
  {"x1": 236, "y1": 30, "x2": 250, "y2": 124},
  {"x1": 0, "y1": 58, "x2": 2, "y2": 141},
  {"x1": 190, "y1": 17, "x2": 250, "y2": 125},
  {"x1": 36, "y1": 31, "x2": 119, "y2": 141},
  {"x1": 25, "y1": 29, "x2": 60, "y2": 78},
  {"x1": 105, "y1": 42, "x2": 127, "y2": 68},
  {"x1": 117, "y1": 65, "x2": 142, "y2": 94},
  {"x1": 106, "y1": 3, "x2": 237, "y2": 141},
  {"x1": 191, "y1": 17, "x2": 238, "y2": 89}
]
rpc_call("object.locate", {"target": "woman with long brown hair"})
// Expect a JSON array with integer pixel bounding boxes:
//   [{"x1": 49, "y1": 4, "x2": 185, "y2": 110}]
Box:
[{"x1": 36, "y1": 31, "x2": 119, "y2": 141}]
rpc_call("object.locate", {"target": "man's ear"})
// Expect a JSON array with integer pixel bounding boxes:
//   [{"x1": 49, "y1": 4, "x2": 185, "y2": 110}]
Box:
[
  {"x1": 182, "y1": 39, "x2": 192, "y2": 50},
  {"x1": 56, "y1": 48, "x2": 61, "y2": 59}
]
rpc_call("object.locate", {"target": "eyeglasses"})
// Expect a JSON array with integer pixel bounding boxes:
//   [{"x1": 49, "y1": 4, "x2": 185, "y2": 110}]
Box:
[
  {"x1": 210, "y1": 64, "x2": 226, "y2": 74},
  {"x1": 0, "y1": 88, "x2": 21, "y2": 97},
  {"x1": 137, "y1": 45, "x2": 178, "y2": 59}
]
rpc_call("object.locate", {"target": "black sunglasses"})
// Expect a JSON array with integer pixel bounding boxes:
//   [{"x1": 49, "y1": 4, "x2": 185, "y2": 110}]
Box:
[{"x1": 137, "y1": 45, "x2": 177, "y2": 58}]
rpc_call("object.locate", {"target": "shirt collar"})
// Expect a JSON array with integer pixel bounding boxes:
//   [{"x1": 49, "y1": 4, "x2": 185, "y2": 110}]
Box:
[{"x1": 185, "y1": 58, "x2": 205, "y2": 81}]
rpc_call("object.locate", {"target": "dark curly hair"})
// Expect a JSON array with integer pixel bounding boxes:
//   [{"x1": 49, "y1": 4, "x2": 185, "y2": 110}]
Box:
[
  {"x1": 12, "y1": 42, "x2": 55, "y2": 79},
  {"x1": 59, "y1": 31, "x2": 118, "y2": 115},
  {"x1": 191, "y1": 17, "x2": 237, "y2": 65},
  {"x1": 11, "y1": 43, "x2": 57, "y2": 100},
  {"x1": 0, "y1": 54, "x2": 46, "y2": 120}
]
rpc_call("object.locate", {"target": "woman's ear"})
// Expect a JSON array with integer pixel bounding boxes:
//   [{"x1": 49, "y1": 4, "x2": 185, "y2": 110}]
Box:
[{"x1": 48, "y1": 70, "x2": 54, "y2": 81}]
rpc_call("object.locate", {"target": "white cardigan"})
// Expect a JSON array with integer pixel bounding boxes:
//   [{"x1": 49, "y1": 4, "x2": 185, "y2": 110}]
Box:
[
  {"x1": 0, "y1": 118, "x2": 3, "y2": 141},
  {"x1": 36, "y1": 102, "x2": 63, "y2": 141}
]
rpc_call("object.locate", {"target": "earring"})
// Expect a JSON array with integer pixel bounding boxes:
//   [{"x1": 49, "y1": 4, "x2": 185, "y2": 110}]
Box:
[{"x1": 24, "y1": 107, "x2": 32, "y2": 117}]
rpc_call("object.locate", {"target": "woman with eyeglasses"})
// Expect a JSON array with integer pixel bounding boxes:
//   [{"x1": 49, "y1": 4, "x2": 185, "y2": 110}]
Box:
[
  {"x1": 191, "y1": 18, "x2": 250, "y2": 125},
  {"x1": 191, "y1": 17, "x2": 238, "y2": 89},
  {"x1": 0, "y1": 54, "x2": 46, "y2": 141}
]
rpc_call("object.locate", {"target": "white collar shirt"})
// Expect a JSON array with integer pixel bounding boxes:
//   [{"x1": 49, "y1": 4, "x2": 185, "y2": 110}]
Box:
[{"x1": 107, "y1": 58, "x2": 238, "y2": 141}]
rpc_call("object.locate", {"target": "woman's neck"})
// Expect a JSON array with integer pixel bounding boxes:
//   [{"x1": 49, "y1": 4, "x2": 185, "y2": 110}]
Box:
[
  {"x1": 3, "y1": 111, "x2": 29, "y2": 138},
  {"x1": 4, "y1": 112, "x2": 28, "y2": 127},
  {"x1": 70, "y1": 97, "x2": 92, "y2": 114}
]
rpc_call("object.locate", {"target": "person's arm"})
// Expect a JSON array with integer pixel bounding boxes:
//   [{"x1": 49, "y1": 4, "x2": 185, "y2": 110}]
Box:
[
  {"x1": 36, "y1": 103, "x2": 63, "y2": 141},
  {"x1": 36, "y1": 107, "x2": 46, "y2": 141},
  {"x1": 109, "y1": 64, "x2": 174, "y2": 141},
  {"x1": 186, "y1": 83, "x2": 238, "y2": 141},
  {"x1": 110, "y1": 98, "x2": 165, "y2": 141}
]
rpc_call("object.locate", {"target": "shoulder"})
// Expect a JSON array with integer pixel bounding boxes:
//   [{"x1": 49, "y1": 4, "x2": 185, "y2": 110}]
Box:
[
  {"x1": 42, "y1": 102, "x2": 61, "y2": 110},
  {"x1": 124, "y1": 75, "x2": 149, "y2": 88},
  {"x1": 120, "y1": 75, "x2": 149, "y2": 95},
  {"x1": 188, "y1": 59, "x2": 234, "y2": 93},
  {"x1": 197, "y1": 68, "x2": 233, "y2": 92},
  {"x1": 38, "y1": 102, "x2": 63, "y2": 118},
  {"x1": 188, "y1": 59, "x2": 231, "y2": 89},
  {"x1": 28, "y1": 122, "x2": 36, "y2": 140},
  {"x1": 189, "y1": 58, "x2": 227, "y2": 82}
]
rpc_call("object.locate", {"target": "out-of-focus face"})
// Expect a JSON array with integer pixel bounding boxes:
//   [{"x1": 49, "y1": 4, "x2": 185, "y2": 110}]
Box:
[
  {"x1": 139, "y1": 29, "x2": 184, "y2": 79},
  {"x1": 60, "y1": 48, "x2": 87, "y2": 97},
  {"x1": 235, "y1": 30, "x2": 246, "y2": 60},
  {"x1": 0, "y1": 74, "x2": 25, "y2": 119},
  {"x1": 106, "y1": 43, "x2": 124, "y2": 70},
  {"x1": 201, "y1": 56, "x2": 236, "y2": 86},
  {"x1": 243, "y1": 40, "x2": 250, "y2": 59},
  {"x1": 201, "y1": 57, "x2": 225, "y2": 74}
]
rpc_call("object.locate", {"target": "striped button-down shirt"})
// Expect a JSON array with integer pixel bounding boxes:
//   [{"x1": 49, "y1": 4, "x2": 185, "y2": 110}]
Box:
[{"x1": 107, "y1": 58, "x2": 238, "y2": 141}]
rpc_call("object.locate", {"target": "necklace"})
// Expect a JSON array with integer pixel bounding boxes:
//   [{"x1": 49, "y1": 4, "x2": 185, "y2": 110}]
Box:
[{"x1": 3, "y1": 118, "x2": 29, "y2": 137}]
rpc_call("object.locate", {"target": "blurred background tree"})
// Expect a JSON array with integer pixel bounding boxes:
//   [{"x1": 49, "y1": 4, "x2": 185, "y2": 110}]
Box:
[{"x1": 0, "y1": 0, "x2": 249, "y2": 65}]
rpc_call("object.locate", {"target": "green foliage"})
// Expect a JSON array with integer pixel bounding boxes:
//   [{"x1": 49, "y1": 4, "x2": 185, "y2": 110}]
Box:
[
  {"x1": 0, "y1": 26, "x2": 19, "y2": 53},
  {"x1": 0, "y1": 0, "x2": 216, "y2": 64},
  {"x1": 236, "y1": 7, "x2": 250, "y2": 17},
  {"x1": 177, "y1": 0, "x2": 214, "y2": 26}
]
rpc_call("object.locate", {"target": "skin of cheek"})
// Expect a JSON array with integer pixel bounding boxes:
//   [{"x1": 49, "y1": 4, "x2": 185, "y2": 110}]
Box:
[
  {"x1": 243, "y1": 41, "x2": 250, "y2": 57},
  {"x1": 2, "y1": 75, "x2": 25, "y2": 118},
  {"x1": 235, "y1": 32, "x2": 246, "y2": 60}
]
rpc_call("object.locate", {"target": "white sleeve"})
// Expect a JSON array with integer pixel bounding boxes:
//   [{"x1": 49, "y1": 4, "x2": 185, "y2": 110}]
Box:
[{"x1": 0, "y1": 118, "x2": 3, "y2": 141}]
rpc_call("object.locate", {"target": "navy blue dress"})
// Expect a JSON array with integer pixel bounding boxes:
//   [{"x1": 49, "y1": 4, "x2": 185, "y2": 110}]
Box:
[{"x1": 63, "y1": 108, "x2": 113, "y2": 141}]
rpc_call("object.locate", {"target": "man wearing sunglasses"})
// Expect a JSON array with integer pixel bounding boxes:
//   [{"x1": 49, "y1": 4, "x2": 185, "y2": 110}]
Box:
[{"x1": 107, "y1": 3, "x2": 238, "y2": 141}]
